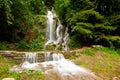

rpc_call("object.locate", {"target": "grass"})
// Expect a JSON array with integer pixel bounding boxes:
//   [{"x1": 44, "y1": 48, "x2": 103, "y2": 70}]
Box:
[
  {"x1": 83, "y1": 48, "x2": 95, "y2": 56},
  {"x1": 93, "y1": 46, "x2": 117, "y2": 54},
  {"x1": 70, "y1": 46, "x2": 120, "y2": 79},
  {"x1": 69, "y1": 53, "x2": 81, "y2": 59},
  {"x1": 0, "y1": 55, "x2": 46, "y2": 80}
]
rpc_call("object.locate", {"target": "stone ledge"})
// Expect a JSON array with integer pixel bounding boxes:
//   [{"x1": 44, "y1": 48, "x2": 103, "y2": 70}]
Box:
[{"x1": 0, "y1": 51, "x2": 45, "y2": 64}]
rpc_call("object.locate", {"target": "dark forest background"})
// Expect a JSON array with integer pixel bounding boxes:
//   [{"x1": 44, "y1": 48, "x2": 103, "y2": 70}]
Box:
[{"x1": 0, "y1": 0, "x2": 120, "y2": 50}]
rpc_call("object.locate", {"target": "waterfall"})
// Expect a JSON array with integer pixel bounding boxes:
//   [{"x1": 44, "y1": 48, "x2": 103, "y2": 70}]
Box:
[
  {"x1": 52, "y1": 53, "x2": 65, "y2": 61},
  {"x1": 46, "y1": 10, "x2": 56, "y2": 43},
  {"x1": 62, "y1": 27, "x2": 69, "y2": 51},
  {"x1": 45, "y1": 52, "x2": 51, "y2": 61},
  {"x1": 23, "y1": 53, "x2": 38, "y2": 63},
  {"x1": 10, "y1": 52, "x2": 101, "y2": 80},
  {"x1": 10, "y1": 8, "x2": 101, "y2": 80},
  {"x1": 45, "y1": 9, "x2": 69, "y2": 51}
]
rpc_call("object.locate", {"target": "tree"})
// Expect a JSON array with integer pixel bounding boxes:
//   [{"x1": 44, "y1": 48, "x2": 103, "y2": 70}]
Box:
[{"x1": 0, "y1": 0, "x2": 34, "y2": 42}]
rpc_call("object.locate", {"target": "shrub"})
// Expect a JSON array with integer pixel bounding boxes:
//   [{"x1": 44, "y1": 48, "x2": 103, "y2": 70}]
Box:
[{"x1": 16, "y1": 40, "x2": 44, "y2": 51}]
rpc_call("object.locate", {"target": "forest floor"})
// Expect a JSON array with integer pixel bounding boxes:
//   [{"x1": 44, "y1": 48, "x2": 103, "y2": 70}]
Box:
[
  {"x1": 68, "y1": 46, "x2": 120, "y2": 80},
  {"x1": 0, "y1": 46, "x2": 120, "y2": 80}
]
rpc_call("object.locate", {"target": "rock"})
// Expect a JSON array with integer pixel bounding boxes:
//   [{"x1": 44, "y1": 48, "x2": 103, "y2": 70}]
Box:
[
  {"x1": 2, "y1": 78, "x2": 15, "y2": 80},
  {"x1": 92, "y1": 45, "x2": 102, "y2": 48},
  {"x1": 112, "y1": 77, "x2": 120, "y2": 80}
]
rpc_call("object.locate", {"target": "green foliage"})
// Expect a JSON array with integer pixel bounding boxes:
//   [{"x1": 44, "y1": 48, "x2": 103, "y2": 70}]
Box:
[
  {"x1": 84, "y1": 48, "x2": 95, "y2": 56},
  {"x1": 93, "y1": 46, "x2": 118, "y2": 55},
  {"x1": 29, "y1": 0, "x2": 46, "y2": 14},
  {"x1": 44, "y1": 0, "x2": 55, "y2": 7},
  {"x1": 0, "y1": 56, "x2": 46, "y2": 80},
  {"x1": 108, "y1": 15, "x2": 120, "y2": 36},
  {"x1": 0, "y1": 55, "x2": 4, "y2": 61},
  {"x1": 0, "y1": 0, "x2": 13, "y2": 25},
  {"x1": 8, "y1": 72, "x2": 20, "y2": 80},
  {"x1": 70, "y1": 0, "x2": 94, "y2": 11},
  {"x1": 94, "y1": 24, "x2": 116, "y2": 34},
  {"x1": 73, "y1": 23, "x2": 94, "y2": 35},
  {"x1": 0, "y1": 0, "x2": 120, "y2": 50},
  {"x1": 109, "y1": 15, "x2": 120, "y2": 26},
  {"x1": 0, "y1": 0, "x2": 33, "y2": 42},
  {"x1": 54, "y1": 0, "x2": 120, "y2": 49},
  {"x1": 35, "y1": 70, "x2": 44, "y2": 75},
  {"x1": 0, "y1": 65, "x2": 9, "y2": 74},
  {"x1": 20, "y1": 70, "x2": 46, "y2": 80},
  {"x1": 69, "y1": 9, "x2": 120, "y2": 48},
  {"x1": 54, "y1": 0, "x2": 70, "y2": 23},
  {"x1": 69, "y1": 34, "x2": 82, "y2": 49},
  {"x1": 0, "y1": 66, "x2": 18, "y2": 80},
  {"x1": 25, "y1": 70, "x2": 33, "y2": 74},
  {"x1": 69, "y1": 53, "x2": 81, "y2": 59},
  {"x1": 16, "y1": 40, "x2": 44, "y2": 51},
  {"x1": 69, "y1": 9, "x2": 104, "y2": 25},
  {"x1": 0, "y1": 42, "x2": 8, "y2": 50},
  {"x1": 105, "y1": 36, "x2": 120, "y2": 49},
  {"x1": 0, "y1": 0, "x2": 47, "y2": 44},
  {"x1": 34, "y1": 15, "x2": 47, "y2": 28}
]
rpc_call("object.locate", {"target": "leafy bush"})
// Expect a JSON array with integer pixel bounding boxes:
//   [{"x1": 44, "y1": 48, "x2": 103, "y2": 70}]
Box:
[
  {"x1": 94, "y1": 24, "x2": 116, "y2": 35},
  {"x1": 105, "y1": 36, "x2": 120, "y2": 49},
  {"x1": 73, "y1": 23, "x2": 94, "y2": 35},
  {"x1": 69, "y1": 9, "x2": 104, "y2": 25},
  {"x1": 70, "y1": 0, "x2": 94, "y2": 11},
  {"x1": 16, "y1": 40, "x2": 44, "y2": 51}
]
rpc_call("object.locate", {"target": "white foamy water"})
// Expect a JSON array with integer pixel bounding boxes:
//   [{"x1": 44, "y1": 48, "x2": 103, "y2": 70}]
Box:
[
  {"x1": 10, "y1": 53, "x2": 100, "y2": 80},
  {"x1": 23, "y1": 52, "x2": 37, "y2": 63},
  {"x1": 45, "y1": 9, "x2": 69, "y2": 51}
]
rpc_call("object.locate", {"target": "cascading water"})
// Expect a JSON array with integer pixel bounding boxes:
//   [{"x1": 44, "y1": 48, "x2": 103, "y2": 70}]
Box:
[
  {"x1": 52, "y1": 53, "x2": 65, "y2": 61},
  {"x1": 10, "y1": 52, "x2": 101, "y2": 80},
  {"x1": 23, "y1": 53, "x2": 38, "y2": 63},
  {"x1": 46, "y1": 10, "x2": 56, "y2": 44},
  {"x1": 10, "y1": 9, "x2": 102, "y2": 80},
  {"x1": 45, "y1": 9, "x2": 69, "y2": 51},
  {"x1": 45, "y1": 52, "x2": 52, "y2": 61},
  {"x1": 62, "y1": 27, "x2": 69, "y2": 51}
]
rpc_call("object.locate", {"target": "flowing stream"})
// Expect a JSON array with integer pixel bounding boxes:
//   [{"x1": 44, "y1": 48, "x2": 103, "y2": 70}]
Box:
[{"x1": 10, "y1": 52, "x2": 101, "y2": 80}]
